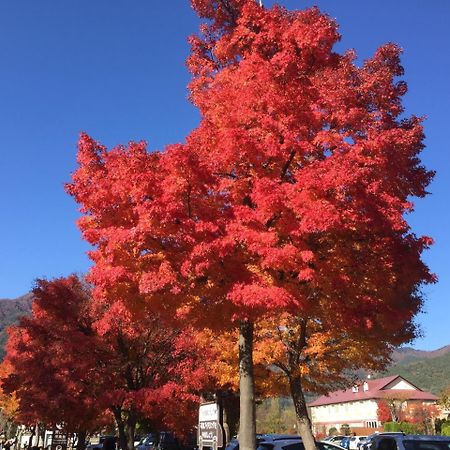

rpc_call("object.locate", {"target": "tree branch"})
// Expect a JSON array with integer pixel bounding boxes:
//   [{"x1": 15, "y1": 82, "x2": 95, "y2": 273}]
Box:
[{"x1": 281, "y1": 151, "x2": 296, "y2": 180}]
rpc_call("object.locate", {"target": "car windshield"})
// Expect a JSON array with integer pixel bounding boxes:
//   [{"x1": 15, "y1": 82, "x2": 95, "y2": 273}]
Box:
[
  {"x1": 319, "y1": 443, "x2": 344, "y2": 450},
  {"x1": 403, "y1": 441, "x2": 450, "y2": 450}
]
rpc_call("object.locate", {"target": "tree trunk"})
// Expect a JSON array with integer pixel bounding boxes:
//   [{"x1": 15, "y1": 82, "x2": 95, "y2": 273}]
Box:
[
  {"x1": 15, "y1": 425, "x2": 23, "y2": 450},
  {"x1": 38, "y1": 425, "x2": 45, "y2": 448},
  {"x1": 76, "y1": 431, "x2": 87, "y2": 450},
  {"x1": 113, "y1": 409, "x2": 128, "y2": 450},
  {"x1": 289, "y1": 375, "x2": 317, "y2": 450},
  {"x1": 125, "y1": 416, "x2": 136, "y2": 450},
  {"x1": 28, "y1": 424, "x2": 36, "y2": 449},
  {"x1": 113, "y1": 408, "x2": 137, "y2": 450},
  {"x1": 239, "y1": 320, "x2": 256, "y2": 450}
]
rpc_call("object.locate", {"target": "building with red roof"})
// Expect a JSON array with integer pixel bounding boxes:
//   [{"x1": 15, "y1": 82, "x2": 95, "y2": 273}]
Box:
[{"x1": 308, "y1": 375, "x2": 438, "y2": 435}]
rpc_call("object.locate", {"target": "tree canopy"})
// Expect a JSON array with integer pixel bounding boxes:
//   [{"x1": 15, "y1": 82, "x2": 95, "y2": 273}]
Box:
[{"x1": 66, "y1": 1, "x2": 434, "y2": 449}]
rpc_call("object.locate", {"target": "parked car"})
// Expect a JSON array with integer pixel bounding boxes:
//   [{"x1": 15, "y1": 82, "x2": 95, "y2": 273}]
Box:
[
  {"x1": 134, "y1": 436, "x2": 146, "y2": 448},
  {"x1": 359, "y1": 433, "x2": 406, "y2": 450},
  {"x1": 257, "y1": 437, "x2": 345, "y2": 450},
  {"x1": 367, "y1": 434, "x2": 450, "y2": 450},
  {"x1": 328, "y1": 437, "x2": 349, "y2": 448},
  {"x1": 86, "y1": 436, "x2": 117, "y2": 450},
  {"x1": 225, "y1": 436, "x2": 346, "y2": 450},
  {"x1": 321, "y1": 442, "x2": 348, "y2": 450},
  {"x1": 136, "y1": 432, "x2": 180, "y2": 450},
  {"x1": 225, "y1": 434, "x2": 300, "y2": 450},
  {"x1": 225, "y1": 438, "x2": 239, "y2": 450},
  {"x1": 136, "y1": 434, "x2": 158, "y2": 450},
  {"x1": 349, "y1": 437, "x2": 367, "y2": 450}
]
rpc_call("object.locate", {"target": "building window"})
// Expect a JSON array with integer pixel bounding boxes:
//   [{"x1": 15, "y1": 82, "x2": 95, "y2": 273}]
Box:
[{"x1": 366, "y1": 421, "x2": 378, "y2": 428}]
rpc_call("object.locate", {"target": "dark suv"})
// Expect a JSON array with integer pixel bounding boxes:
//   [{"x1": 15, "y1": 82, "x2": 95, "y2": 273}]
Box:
[
  {"x1": 359, "y1": 434, "x2": 406, "y2": 450},
  {"x1": 257, "y1": 438, "x2": 346, "y2": 450},
  {"x1": 368, "y1": 434, "x2": 450, "y2": 450}
]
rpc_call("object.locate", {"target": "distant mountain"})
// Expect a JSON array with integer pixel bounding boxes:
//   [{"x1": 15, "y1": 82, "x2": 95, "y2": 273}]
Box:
[
  {"x1": 0, "y1": 294, "x2": 33, "y2": 358},
  {"x1": 383, "y1": 345, "x2": 450, "y2": 395},
  {"x1": 392, "y1": 345, "x2": 450, "y2": 364}
]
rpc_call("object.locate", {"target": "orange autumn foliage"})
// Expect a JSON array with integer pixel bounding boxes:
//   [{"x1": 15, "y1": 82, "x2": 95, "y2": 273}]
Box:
[{"x1": 0, "y1": 361, "x2": 19, "y2": 420}]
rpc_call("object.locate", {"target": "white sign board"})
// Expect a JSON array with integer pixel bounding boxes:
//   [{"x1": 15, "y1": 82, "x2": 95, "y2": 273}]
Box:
[
  {"x1": 198, "y1": 402, "x2": 223, "y2": 449},
  {"x1": 199, "y1": 402, "x2": 219, "y2": 422}
]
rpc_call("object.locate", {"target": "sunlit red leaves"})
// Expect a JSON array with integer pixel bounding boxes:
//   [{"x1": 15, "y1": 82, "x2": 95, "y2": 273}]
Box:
[
  {"x1": 69, "y1": 1, "x2": 434, "y2": 341},
  {"x1": 1, "y1": 276, "x2": 104, "y2": 430},
  {"x1": 1, "y1": 276, "x2": 211, "y2": 436},
  {"x1": 65, "y1": 2, "x2": 435, "y2": 430},
  {"x1": 405, "y1": 403, "x2": 439, "y2": 426},
  {"x1": 377, "y1": 400, "x2": 393, "y2": 423}
]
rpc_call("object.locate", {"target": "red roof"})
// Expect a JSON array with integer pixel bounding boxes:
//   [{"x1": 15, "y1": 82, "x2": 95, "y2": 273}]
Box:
[{"x1": 308, "y1": 375, "x2": 438, "y2": 407}]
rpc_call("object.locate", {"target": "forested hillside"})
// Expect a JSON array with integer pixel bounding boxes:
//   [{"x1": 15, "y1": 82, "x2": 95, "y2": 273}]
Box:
[
  {"x1": 385, "y1": 345, "x2": 450, "y2": 395},
  {"x1": 0, "y1": 294, "x2": 33, "y2": 358}
]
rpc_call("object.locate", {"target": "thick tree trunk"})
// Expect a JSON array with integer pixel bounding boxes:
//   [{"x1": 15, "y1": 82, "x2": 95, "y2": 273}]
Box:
[
  {"x1": 239, "y1": 320, "x2": 256, "y2": 450},
  {"x1": 125, "y1": 416, "x2": 136, "y2": 450},
  {"x1": 113, "y1": 409, "x2": 128, "y2": 450},
  {"x1": 289, "y1": 375, "x2": 317, "y2": 450},
  {"x1": 113, "y1": 408, "x2": 137, "y2": 450}
]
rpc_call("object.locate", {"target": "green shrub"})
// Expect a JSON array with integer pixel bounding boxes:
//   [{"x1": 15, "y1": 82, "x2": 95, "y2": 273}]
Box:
[
  {"x1": 383, "y1": 422, "x2": 419, "y2": 434},
  {"x1": 400, "y1": 422, "x2": 420, "y2": 434},
  {"x1": 442, "y1": 424, "x2": 450, "y2": 436},
  {"x1": 384, "y1": 422, "x2": 401, "y2": 432},
  {"x1": 328, "y1": 427, "x2": 338, "y2": 436}
]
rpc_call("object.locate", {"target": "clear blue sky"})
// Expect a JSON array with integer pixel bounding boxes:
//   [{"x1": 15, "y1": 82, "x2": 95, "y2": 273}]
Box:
[{"x1": 0, "y1": 1, "x2": 448, "y2": 351}]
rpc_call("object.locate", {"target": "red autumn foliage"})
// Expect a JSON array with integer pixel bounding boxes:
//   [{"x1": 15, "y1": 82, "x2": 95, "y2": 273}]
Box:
[
  {"x1": 67, "y1": 1, "x2": 434, "y2": 449},
  {"x1": 2, "y1": 276, "x2": 104, "y2": 433},
  {"x1": 405, "y1": 403, "x2": 439, "y2": 430},
  {"x1": 377, "y1": 400, "x2": 393, "y2": 423},
  {"x1": 68, "y1": 1, "x2": 433, "y2": 331},
  {"x1": 2, "y1": 276, "x2": 211, "y2": 449}
]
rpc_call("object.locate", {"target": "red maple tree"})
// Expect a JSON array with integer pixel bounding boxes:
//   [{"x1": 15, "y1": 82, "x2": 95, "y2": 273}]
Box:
[
  {"x1": 377, "y1": 400, "x2": 393, "y2": 423},
  {"x1": 2, "y1": 276, "x2": 210, "y2": 450},
  {"x1": 2, "y1": 276, "x2": 105, "y2": 449},
  {"x1": 405, "y1": 402, "x2": 439, "y2": 434},
  {"x1": 67, "y1": 1, "x2": 434, "y2": 449}
]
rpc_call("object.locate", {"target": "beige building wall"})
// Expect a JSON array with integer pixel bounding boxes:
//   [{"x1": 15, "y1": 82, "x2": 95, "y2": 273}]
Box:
[{"x1": 311, "y1": 399, "x2": 380, "y2": 432}]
